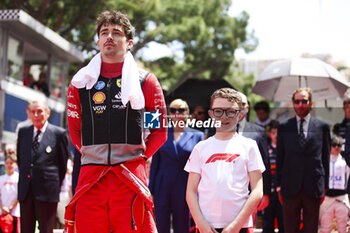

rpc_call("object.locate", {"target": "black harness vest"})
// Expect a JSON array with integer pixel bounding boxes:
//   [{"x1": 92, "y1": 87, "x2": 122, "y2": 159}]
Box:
[{"x1": 78, "y1": 70, "x2": 148, "y2": 165}]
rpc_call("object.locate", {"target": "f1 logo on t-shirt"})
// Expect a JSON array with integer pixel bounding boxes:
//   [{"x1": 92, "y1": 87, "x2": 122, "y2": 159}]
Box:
[
  {"x1": 144, "y1": 111, "x2": 161, "y2": 129},
  {"x1": 205, "y1": 153, "x2": 240, "y2": 164}
]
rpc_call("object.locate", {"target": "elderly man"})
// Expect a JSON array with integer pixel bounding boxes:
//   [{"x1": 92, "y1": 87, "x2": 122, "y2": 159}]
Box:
[{"x1": 17, "y1": 100, "x2": 69, "y2": 233}]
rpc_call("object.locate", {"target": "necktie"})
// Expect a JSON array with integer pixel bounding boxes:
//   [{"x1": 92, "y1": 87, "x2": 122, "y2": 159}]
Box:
[
  {"x1": 299, "y1": 119, "x2": 306, "y2": 147},
  {"x1": 32, "y1": 130, "x2": 41, "y2": 153},
  {"x1": 236, "y1": 123, "x2": 240, "y2": 133}
]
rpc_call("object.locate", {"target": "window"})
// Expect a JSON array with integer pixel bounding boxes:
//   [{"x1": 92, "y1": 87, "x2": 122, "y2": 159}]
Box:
[{"x1": 50, "y1": 61, "x2": 64, "y2": 98}]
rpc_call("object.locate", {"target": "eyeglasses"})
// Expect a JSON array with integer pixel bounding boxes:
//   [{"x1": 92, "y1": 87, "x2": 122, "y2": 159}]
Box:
[
  {"x1": 331, "y1": 143, "x2": 342, "y2": 148},
  {"x1": 293, "y1": 99, "x2": 309, "y2": 105},
  {"x1": 170, "y1": 108, "x2": 186, "y2": 114},
  {"x1": 210, "y1": 108, "x2": 240, "y2": 118}
]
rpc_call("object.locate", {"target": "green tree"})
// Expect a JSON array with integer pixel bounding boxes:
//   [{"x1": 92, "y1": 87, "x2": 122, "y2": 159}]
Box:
[
  {"x1": 227, "y1": 64, "x2": 268, "y2": 122},
  {"x1": 118, "y1": 0, "x2": 258, "y2": 89},
  {"x1": 0, "y1": 0, "x2": 107, "y2": 52},
  {"x1": 1, "y1": 0, "x2": 257, "y2": 90}
]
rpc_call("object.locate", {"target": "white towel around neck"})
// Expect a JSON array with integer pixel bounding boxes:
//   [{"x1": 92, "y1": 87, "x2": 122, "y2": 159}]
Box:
[{"x1": 71, "y1": 51, "x2": 145, "y2": 109}]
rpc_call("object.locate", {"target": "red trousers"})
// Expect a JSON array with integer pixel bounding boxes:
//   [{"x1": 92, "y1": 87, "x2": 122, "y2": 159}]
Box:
[{"x1": 74, "y1": 163, "x2": 156, "y2": 233}]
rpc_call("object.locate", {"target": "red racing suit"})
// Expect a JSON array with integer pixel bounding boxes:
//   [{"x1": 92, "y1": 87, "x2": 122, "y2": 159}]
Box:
[{"x1": 65, "y1": 62, "x2": 167, "y2": 233}]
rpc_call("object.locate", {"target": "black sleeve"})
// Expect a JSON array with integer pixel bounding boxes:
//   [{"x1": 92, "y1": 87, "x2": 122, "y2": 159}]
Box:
[
  {"x1": 58, "y1": 130, "x2": 69, "y2": 185},
  {"x1": 344, "y1": 126, "x2": 350, "y2": 167},
  {"x1": 149, "y1": 149, "x2": 161, "y2": 195},
  {"x1": 276, "y1": 124, "x2": 284, "y2": 188},
  {"x1": 42, "y1": 83, "x2": 50, "y2": 97},
  {"x1": 322, "y1": 123, "x2": 331, "y2": 190},
  {"x1": 17, "y1": 128, "x2": 22, "y2": 169},
  {"x1": 257, "y1": 132, "x2": 271, "y2": 195}
]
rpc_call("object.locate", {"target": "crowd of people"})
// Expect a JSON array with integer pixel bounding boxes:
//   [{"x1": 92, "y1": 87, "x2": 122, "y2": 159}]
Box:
[
  {"x1": 1, "y1": 8, "x2": 350, "y2": 233},
  {"x1": 148, "y1": 88, "x2": 350, "y2": 233}
]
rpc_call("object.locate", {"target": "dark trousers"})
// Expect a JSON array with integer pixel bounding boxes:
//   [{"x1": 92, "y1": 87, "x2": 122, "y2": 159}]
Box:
[
  {"x1": 282, "y1": 189, "x2": 320, "y2": 233},
  {"x1": 153, "y1": 178, "x2": 190, "y2": 233},
  {"x1": 19, "y1": 187, "x2": 57, "y2": 233},
  {"x1": 72, "y1": 147, "x2": 81, "y2": 195},
  {"x1": 263, "y1": 191, "x2": 284, "y2": 233},
  {"x1": 154, "y1": 197, "x2": 190, "y2": 233}
]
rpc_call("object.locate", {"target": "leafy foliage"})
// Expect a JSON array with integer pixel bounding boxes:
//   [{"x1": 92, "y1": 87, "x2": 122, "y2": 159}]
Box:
[{"x1": 0, "y1": 0, "x2": 258, "y2": 91}]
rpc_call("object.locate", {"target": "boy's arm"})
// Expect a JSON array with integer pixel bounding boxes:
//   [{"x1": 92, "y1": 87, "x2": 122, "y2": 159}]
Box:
[
  {"x1": 186, "y1": 172, "x2": 218, "y2": 233},
  {"x1": 223, "y1": 170, "x2": 263, "y2": 233},
  {"x1": 0, "y1": 189, "x2": 10, "y2": 214}
]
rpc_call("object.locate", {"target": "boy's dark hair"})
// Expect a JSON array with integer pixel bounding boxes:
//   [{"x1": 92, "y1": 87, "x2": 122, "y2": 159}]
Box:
[
  {"x1": 210, "y1": 88, "x2": 242, "y2": 110},
  {"x1": 5, "y1": 152, "x2": 17, "y2": 163},
  {"x1": 266, "y1": 120, "x2": 279, "y2": 132},
  {"x1": 96, "y1": 10, "x2": 135, "y2": 40},
  {"x1": 253, "y1": 101, "x2": 270, "y2": 113}
]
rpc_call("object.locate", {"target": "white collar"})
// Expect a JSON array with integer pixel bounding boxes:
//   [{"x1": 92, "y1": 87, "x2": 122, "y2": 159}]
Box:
[
  {"x1": 330, "y1": 153, "x2": 343, "y2": 162},
  {"x1": 296, "y1": 114, "x2": 311, "y2": 123},
  {"x1": 71, "y1": 52, "x2": 145, "y2": 110},
  {"x1": 255, "y1": 117, "x2": 271, "y2": 126},
  {"x1": 34, "y1": 121, "x2": 48, "y2": 135}
]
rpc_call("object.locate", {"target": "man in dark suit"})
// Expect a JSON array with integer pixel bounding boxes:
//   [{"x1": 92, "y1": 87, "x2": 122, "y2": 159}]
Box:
[
  {"x1": 276, "y1": 88, "x2": 330, "y2": 233},
  {"x1": 237, "y1": 92, "x2": 271, "y2": 211},
  {"x1": 17, "y1": 100, "x2": 69, "y2": 233}
]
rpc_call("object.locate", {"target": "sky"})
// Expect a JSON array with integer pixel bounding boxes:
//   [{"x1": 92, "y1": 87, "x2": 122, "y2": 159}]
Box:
[{"x1": 229, "y1": 0, "x2": 350, "y2": 65}]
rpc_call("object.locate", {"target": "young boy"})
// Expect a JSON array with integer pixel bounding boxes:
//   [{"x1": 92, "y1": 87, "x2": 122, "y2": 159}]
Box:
[
  {"x1": 0, "y1": 152, "x2": 20, "y2": 233},
  {"x1": 263, "y1": 120, "x2": 284, "y2": 233},
  {"x1": 185, "y1": 88, "x2": 265, "y2": 233}
]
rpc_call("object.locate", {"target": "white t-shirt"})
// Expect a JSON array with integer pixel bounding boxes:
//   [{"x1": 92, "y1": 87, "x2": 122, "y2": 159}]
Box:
[
  {"x1": 184, "y1": 134, "x2": 265, "y2": 228},
  {"x1": 329, "y1": 154, "x2": 350, "y2": 190},
  {"x1": 0, "y1": 172, "x2": 20, "y2": 217}
]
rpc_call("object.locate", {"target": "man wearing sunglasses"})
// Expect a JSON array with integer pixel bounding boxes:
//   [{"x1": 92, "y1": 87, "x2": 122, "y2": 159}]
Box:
[{"x1": 276, "y1": 87, "x2": 331, "y2": 233}]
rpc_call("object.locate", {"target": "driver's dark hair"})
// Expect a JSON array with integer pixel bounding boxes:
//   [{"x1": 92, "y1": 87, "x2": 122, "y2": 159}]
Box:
[{"x1": 96, "y1": 10, "x2": 135, "y2": 40}]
